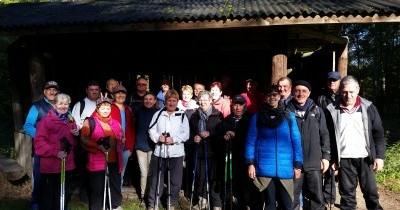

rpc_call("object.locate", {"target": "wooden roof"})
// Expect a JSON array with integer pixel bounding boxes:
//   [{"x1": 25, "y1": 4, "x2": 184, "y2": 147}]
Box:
[{"x1": 0, "y1": 0, "x2": 399, "y2": 35}]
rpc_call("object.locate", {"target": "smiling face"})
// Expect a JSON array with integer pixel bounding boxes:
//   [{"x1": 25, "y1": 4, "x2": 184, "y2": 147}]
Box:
[
  {"x1": 278, "y1": 79, "x2": 292, "y2": 99},
  {"x1": 114, "y1": 91, "x2": 126, "y2": 105},
  {"x1": 97, "y1": 102, "x2": 112, "y2": 118},
  {"x1": 197, "y1": 91, "x2": 213, "y2": 111},
  {"x1": 54, "y1": 93, "x2": 71, "y2": 114},
  {"x1": 293, "y1": 85, "x2": 311, "y2": 105},
  {"x1": 143, "y1": 93, "x2": 157, "y2": 108},
  {"x1": 44, "y1": 87, "x2": 59, "y2": 104}
]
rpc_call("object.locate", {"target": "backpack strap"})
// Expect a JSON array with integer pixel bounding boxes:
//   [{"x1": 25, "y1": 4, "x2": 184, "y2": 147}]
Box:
[
  {"x1": 148, "y1": 107, "x2": 166, "y2": 130},
  {"x1": 79, "y1": 99, "x2": 85, "y2": 118},
  {"x1": 84, "y1": 117, "x2": 96, "y2": 137}
]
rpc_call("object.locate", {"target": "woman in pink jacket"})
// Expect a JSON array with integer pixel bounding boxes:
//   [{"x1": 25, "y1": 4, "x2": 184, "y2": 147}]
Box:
[
  {"x1": 34, "y1": 93, "x2": 79, "y2": 210},
  {"x1": 81, "y1": 94, "x2": 124, "y2": 210}
]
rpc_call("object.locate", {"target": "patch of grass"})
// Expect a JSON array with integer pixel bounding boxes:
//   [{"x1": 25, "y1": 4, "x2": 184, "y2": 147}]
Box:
[
  {"x1": 0, "y1": 199, "x2": 29, "y2": 210},
  {"x1": 376, "y1": 142, "x2": 400, "y2": 192}
]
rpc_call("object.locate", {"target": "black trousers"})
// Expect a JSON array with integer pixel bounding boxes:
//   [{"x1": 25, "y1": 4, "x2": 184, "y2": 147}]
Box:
[
  {"x1": 338, "y1": 158, "x2": 383, "y2": 210},
  {"x1": 147, "y1": 155, "x2": 184, "y2": 208},
  {"x1": 88, "y1": 162, "x2": 122, "y2": 210},
  {"x1": 323, "y1": 168, "x2": 336, "y2": 205},
  {"x1": 293, "y1": 170, "x2": 325, "y2": 210},
  {"x1": 38, "y1": 172, "x2": 72, "y2": 210}
]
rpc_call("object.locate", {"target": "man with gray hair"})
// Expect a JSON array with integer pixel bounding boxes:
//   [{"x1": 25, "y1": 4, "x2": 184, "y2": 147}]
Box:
[{"x1": 326, "y1": 75, "x2": 385, "y2": 209}]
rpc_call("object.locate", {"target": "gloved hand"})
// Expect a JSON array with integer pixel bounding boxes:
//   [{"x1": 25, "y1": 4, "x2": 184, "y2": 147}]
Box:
[
  {"x1": 97, "y1": 136, "x2": 111, "y2": 150},
  {"x1": 60, "y1": 137, "x2": 71, "y2": 153}
]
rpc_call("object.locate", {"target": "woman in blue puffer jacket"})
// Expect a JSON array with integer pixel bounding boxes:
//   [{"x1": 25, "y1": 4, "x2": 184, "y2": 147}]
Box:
[{"x1": 245, "y1": 85, "x2": 303, "y2": 210}]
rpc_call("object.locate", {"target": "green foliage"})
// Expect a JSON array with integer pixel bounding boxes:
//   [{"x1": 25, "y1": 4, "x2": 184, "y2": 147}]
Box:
[
  {"x1": 376, "y1": 142, "x2": 400, "y2": 192},
  {"x1": 342, "y1": 24, "x2": 400, "y2": 115},
  {"x1": 0, "y1": 0, "x2": 49, "y2": 4}
]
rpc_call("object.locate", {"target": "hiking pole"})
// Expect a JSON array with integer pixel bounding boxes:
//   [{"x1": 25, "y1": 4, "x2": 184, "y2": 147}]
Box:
[
  {"x1": 228, "y1": 140, "x2": 233, "y2": 210},
  {"x1": 223, "y1": 141, "x2": 229, "y2": 210},
  {"x1": 60, "y1": 156, "x2": 65, "y2": 210},
  {"x1": 103, "y1": 151, "x2": 112, "y2": 210},
  {"x1": 155, "y1": 144, "x2": 163, "y2": 210},
  {"x1": 167, "y1": 144, "x2": 171, "y2": 210},
  {"x1": 330, "y1": 166, "x2": 334, "y2": 210},
  {"x1": 189, "y1": 144, "x2": 199, "y2": 210},
  {"x1": 204, "y1": 141, "x2": 210, "y2": 210},
  {"x1": 60, "y1": 137, "x2": 70, "y2": 210}
]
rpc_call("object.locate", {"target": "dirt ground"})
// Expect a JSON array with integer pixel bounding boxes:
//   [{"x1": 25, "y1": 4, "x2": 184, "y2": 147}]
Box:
[{"x1": 2, "y1": 180, "x2": 399, "y2": 209}]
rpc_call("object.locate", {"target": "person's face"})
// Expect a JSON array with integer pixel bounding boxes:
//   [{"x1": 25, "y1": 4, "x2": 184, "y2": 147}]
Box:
[
  {"x1": 264, "y1": 91, "x2": 280, "y2": 108},
  {"x1": 136, "y1": 79, "x2": 148, "y2": 92},
  {"x1": 44, "y1": 87, "x2": 59, "y2": 103},
  {"x1": 97, "y1": 103, "x2": 112, "y2": 118},
  {"x1": 327, "y1": 79, "x2": 340, "y2": 94},
  {"x1": 198, "y1": 95, "x2": 212, "y2": 111},
  {"x1": 182, "y1": 90, "x2": 192, "y2": 102},
  {"x1": 232, "y1": 103, "x2": 246, "y2": 118},
  {"x1": 194, "y1": 84, "x2": 205, "y2": 97},
  {"x1": 293, "y1": 85, "x2": 310, "y2": 105},
  {"x1": 86, "y1": 85, "x2": 101, "y2": 101},
  {"x1": 246, "y1": 82, "x2": 256, "y2": 93},
  {"x1": 165, "y1": 97, "x2": 178, "y2": 112},
  {"x1": 210, "y1": 86, "x2": 222, "y2": 101},
  {"x1": 114, "y1": 91, "x2": 126, "y2": 105},
  {"x1": 341, "y1": 82, "x2": 360, "y2": 107},
  {"x1": 161, "y1": 84, "x2": 170, "y2": 92},
  {"x1": 278, "y1": 80, "x2": 292, "y2": 99},
  {"x1": 106, "y1": 80, "x2": 118, "y2": 92},
  {"x1": 55, "y1": 98, "x2": 70, "y2": 114},
  {"x1": 143, "y1": 94, "x2": 156, "y2": 108}
]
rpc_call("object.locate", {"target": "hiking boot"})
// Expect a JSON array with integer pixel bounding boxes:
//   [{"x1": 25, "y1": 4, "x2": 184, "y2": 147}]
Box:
[
  {"x1": 213, "y1": 207, "x2": 222, "y2": 210},
  {"x1": 192, "y1": 196, "x2": 208, "y2": 210},
  {"x1": 139, "y1": 199, "x2": 146, "y2": 208},
  {"x1": 113, "y1": 206, "x2": 123, "y2": 210}
]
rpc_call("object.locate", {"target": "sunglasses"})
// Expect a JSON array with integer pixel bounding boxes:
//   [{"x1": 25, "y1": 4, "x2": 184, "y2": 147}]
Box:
[{"x1": 137, "y1": 83, "x2": 147, "y2": 87}]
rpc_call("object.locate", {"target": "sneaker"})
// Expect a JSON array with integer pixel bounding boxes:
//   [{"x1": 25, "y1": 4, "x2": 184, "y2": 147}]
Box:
[{"x1": 113, "y1": 207, "x2": 123, "y2": 210}]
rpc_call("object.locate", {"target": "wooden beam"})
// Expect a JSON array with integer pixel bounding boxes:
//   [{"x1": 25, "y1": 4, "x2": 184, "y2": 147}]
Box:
[
  {"x1": 1, "y1": 14, "x2": 399, "y2": 36},
  {"x1": 338, "y1": 37, "x2": 349, "y2": 77}
]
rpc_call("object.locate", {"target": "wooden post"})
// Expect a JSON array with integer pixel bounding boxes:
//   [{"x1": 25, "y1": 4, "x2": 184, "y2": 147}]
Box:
[
  {"x1": 271, "y1": 27, "x2": 288, "y2": 84},
  {"x1": 338, "y1": 37, "x2": 349, "y2": 77},
  {"x1": 272, "y1": 54, "x2": 288, "y2": 84}
]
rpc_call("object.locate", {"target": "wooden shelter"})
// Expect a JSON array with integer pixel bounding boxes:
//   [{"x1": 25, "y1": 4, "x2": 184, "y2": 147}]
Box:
[{"x1": 0, "y1": 0, "x2": 399, "y2": 173}]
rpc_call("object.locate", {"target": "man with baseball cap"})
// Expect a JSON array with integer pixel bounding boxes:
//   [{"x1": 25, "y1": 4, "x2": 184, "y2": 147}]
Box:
[
  {"x1": 218, "y1": 94, "x2": 252, "y2": 209},
  {"x1": 316, "y1": 71, "x2": 341, "y2": 208},
  {"x1": 23, "y1": 80, "x2": 60, "y2": 210}
]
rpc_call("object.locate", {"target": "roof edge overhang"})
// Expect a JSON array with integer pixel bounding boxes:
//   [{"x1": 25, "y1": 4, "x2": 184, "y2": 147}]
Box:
[{"x1": 0, "y1": 13, "x2": 399, "y2": 37}]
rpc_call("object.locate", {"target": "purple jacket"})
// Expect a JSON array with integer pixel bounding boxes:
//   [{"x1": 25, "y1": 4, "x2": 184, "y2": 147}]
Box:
[{"x1": 34, "y1": 110, "x2": 77, "y2": 173}]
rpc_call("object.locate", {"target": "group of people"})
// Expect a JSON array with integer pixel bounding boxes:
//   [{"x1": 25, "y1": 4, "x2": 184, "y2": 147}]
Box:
[{"x1": 22, "y1": 72, "x2": 385, "y2": 210}]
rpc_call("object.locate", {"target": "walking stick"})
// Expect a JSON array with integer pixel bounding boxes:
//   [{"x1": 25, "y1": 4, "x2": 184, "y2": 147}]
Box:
[
  {"x1": 167, "y1": 145, "x2": 171, "y2": 210},
  {"x1": 60, "y1": 156, "x2": 65, "y2": 210},
  {"x1": 190, "y1": 144, "x2": 199, "y2": 210},
  {"x1": 103, "y1": 151, "x2": 112, "y2": 210},
  {"x1": 204, "y1": 141, "x2": 210, "y2": 210},
  {"x1": 155, "y1": 144, "x2": 163, "y2": 210}
]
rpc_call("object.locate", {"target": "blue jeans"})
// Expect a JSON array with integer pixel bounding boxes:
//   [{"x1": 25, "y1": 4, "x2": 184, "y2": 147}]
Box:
[{"x1": 121, "y1": 150, "x2": 132, "y2": 190}]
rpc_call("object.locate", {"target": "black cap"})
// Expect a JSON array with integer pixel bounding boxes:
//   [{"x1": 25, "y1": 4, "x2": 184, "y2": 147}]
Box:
[
  {"x1": 44, "y1": 81, "x2": 59, "y2": 90},
  {"x1": 293, "y1": 80, "x2": 312, "y2": 91},
  {"x1": 232, "y1": 94, "x2": 246, "y2": 105},
  {"x1": 327, "y1": 71, "x2": 341, "y2": 80}
]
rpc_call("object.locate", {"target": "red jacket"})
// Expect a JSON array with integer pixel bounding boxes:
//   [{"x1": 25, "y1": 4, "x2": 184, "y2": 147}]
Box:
[
  {"x1": 34, "y1": 110, "x2": 77, "y2": 173},
  {"x1": 111, "y1": 103, "x2": 135, "y2": 152}
]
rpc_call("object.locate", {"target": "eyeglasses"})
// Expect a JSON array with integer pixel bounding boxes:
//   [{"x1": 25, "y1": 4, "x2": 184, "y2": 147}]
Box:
[
  {"x1": 137, "y1": 83, "x2": 147, "y2": 87},
  {"x1": 266, "y1": 93, "x2": 279, "y2": 97}
]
